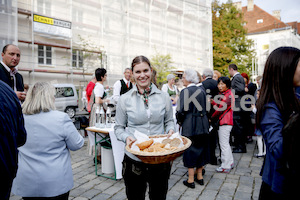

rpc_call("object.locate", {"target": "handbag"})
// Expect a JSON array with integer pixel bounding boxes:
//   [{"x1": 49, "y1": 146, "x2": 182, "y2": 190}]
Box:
[{"x1": 211, "y1": 106, "x2": 231, "y2": 132}]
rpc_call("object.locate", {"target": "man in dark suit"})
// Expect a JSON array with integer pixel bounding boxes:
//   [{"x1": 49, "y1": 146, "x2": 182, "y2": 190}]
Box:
[
  {"x1": 228, "y1": 64, "x2": 246, "y2": 153},
  {"x1": 0, "y1": 44, "x2": 26, "y2": 101},
  {"x1": 0, "y1": 80, "x2": 27, "y2": 199},
  {"x1": 201, "y1": 68, "x2": 219, "y2": 165}
]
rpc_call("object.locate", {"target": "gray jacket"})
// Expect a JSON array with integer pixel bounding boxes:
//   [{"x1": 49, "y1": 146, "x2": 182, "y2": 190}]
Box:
[
  {"x1": 231, "y1": 72, "x2": 245, "y2": 109},
  {"x1": 12, "y1": 110, "x2": 84, "y2": 197},
  {"x1": 114, "y1": 84, "x2": 175, "y2": 161}
]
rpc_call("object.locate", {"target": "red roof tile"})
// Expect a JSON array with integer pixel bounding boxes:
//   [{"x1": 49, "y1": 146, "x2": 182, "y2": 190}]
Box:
[{"x1": 242, "y1": 5, "x2": 289, "y2": 34}]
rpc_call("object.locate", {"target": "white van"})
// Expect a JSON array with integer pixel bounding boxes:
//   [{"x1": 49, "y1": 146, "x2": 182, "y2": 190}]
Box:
[{"x1": 53, "y1": 84, "x2": 78, "y2": 118}]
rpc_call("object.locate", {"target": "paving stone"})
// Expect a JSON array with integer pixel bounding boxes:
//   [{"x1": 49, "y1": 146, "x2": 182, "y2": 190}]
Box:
[
  {"x1": 91, "y1": 193, "x2": 111, "y2": 200},
  {"x1": 199, "y1": 190, "x2": 218, "y2": 200},
  {"x1": 110, "y1": 188, "x2": 127, "y2": 200},
  {"x1": 205, "y1": 178, "x2": 224, "y2": 190},
  {"x1": 219, "y1": 182, "x2": 237, "y2": 196},
  {"x1": 10, "y1": 137, "x2": 266, "y2": 200},
  {"x1": 80, "y1": 189, "x2": 101, "y2": 199},
  {"x1": 213, "y1": 173, "x2": 227, "y2": 180}
]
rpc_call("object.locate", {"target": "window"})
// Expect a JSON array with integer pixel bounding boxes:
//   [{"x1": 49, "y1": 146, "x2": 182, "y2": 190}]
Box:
[
  {"x1": 72, "y1": 50, "x2": 83, "y2": 68},
  {"x1": 72, "y1": 8, "x2": 83, "y2": 23},
  {"x1": 55, "y1": 87, "x2": 74, "y2": 98},
  {"x1": 38, "y1": 45, "x2": 52, "y2": 65},
  {"x1": 37, "y1": 0, "x2": 51, "y2": 15},
  {"x1": 257, "y1": 19, "x2": 263, "y2": 24}
]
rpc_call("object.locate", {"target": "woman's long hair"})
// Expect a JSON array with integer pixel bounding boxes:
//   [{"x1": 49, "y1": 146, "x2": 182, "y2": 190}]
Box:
[{"x1": 256, "y1": 47, "x2": 300, "y2": 127}]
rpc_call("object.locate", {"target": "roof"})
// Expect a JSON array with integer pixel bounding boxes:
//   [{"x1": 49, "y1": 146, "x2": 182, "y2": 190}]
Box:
[{"x1": 242, "y1": 5, "x2": 290, "y2": 34}]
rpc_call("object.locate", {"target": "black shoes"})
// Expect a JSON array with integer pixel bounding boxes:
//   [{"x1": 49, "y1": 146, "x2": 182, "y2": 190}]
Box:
[
  {"x1": 233, "y1": 147, "x2": 247, "y2": 153},
  {"x1": 194, "y1": 177, "x2": 204, "y2": 185},
  {"x1": 183, "y1": 180, "x2": 195, "y2": 188}
]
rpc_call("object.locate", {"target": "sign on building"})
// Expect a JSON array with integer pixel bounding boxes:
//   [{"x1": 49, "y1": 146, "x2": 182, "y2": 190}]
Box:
[{"x1": 33, "y1": 14, "x2": 72, "y2": 38}]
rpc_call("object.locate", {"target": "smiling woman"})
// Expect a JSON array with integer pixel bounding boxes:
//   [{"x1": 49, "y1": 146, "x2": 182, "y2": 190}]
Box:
[
  {"x1": 114, "y1": 55, "x2": 175, "y2": 200},
  {"x1": 131, "y1": 55, "x2": 152, "y2": 91}
]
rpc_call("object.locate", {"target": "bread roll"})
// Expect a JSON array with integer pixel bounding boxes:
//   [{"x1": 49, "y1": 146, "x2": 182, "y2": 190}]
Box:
[{"x1": 136, "y1": 139, "x2": 154, "y2": 150}]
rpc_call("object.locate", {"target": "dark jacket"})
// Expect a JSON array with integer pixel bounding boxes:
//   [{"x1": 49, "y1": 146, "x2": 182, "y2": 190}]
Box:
[
  {"x1": 231, "y1": 73, "x2": 245, "y2": 109},
  {"x1": 202, "y1": 78, "x2": 218, "y2": 119},
  {"x1": 176, "y1": 85, "x2": 209, "y2": 137},
  {"x1": 0, "y1": 80, "x2": 26, "y2": 199},
  {"x1": 0, "y1": 63, "x2": 24, "y2": 91},
  {"x1": 202, "y1": 78, "x2": 218, "y2": 98}
]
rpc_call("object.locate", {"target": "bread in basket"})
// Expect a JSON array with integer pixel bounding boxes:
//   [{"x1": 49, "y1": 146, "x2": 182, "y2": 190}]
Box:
[{"x1": 126, "y1": 135, "x2": 191, "y2": 164}]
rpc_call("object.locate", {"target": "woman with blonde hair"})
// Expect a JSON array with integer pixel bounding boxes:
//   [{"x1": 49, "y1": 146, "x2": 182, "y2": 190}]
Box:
[
  {"x1": 12, "y1": 82, "x2": 84, "y2": 200},
  {"x1": 213, "y1": 70, "x2": 221, "y2": 81}
]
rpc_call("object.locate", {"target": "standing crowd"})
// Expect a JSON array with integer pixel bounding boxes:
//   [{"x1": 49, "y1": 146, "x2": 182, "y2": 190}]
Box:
[{"x1": 0, "y1": 44, "x2": 299, "y2": 200}]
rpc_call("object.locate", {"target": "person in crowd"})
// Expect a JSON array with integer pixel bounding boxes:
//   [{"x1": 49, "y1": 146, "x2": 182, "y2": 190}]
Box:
[
  {"x1": 241, "y1": 73, "x2": 257, "y2": 97},
  {"x1": 213, "y1": 70, "x2": 222, "y2": 81},
  {"x1": 228, "y1": 64, "x2": 246, "y2": 153},
  {"x1": 0, "y1": 81, "x2": 26, "y2": 200},
  {"x1": 241, "y1": 72, "x2": 257, "y2": 143},
  {"x1": 211, "y1": 77, "x2": 234, "y2": 173},
  {"x1": 114, "y1": 55, "x2": 175, "y2": 200},
  {"x1": 202, "y1": 68, "x2": 219, "y2": 97},
  {"x1": 161, "y1": 74, "x2": 179, "y2": 105},
  {"x1": 256, "y1": 47, "x2": 300, "y2": 199},
  {"x1": 255, "y1": 75, "x2": 262, "y2": 88},
  {"x1": 11, "y1": 82, "x2": 84, "y2": 199},
  {"x1": 87, "y1": 68, "x2": 109, "y2": 163},
  {"x1": 201, "y1": 68, "x2": 219, "y2": 165},
  {"x1": 0, "y1": 44, "x2": 26, "y2": 101},
  {"x1": 176, "y1": 69, "x2": 210, "y2": 188},
  {"x1": 251, "y1": 89, "x2": 266, "y2": 158},
  {"x1": 89, "y1": 68, "x2": 109, "y2": 124},
  {"x1": 111, "y1": 68, "x2": 132, "y2": 104},
  {"x1": 86, "y1": 76, "x2": 97, "y2": 112}
]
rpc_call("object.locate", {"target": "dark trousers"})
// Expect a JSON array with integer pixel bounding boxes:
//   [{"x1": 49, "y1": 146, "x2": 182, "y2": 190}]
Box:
[
  {"x1": 122, "y1": 155, "x2": 171, "y2": 200},
  {"x1": 232, "y1": 111, "x2": 246, "y2": 150},
  {"x1": 23, "y1": 192, "x2": 69, "y2": 200},
  {"x1": 208, "y1": 128, "x2": 218, "y2": 164},
  {"x1": 0, "y1": 177, "x2": 13, "y2": 200},
  {"x1": 259, "y1": 182, "x2": 283, "y2": 200}
]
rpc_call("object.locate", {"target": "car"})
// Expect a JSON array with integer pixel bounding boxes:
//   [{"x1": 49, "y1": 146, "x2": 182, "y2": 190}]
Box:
[{"x1": 53, "y1": 84, "x2": 78, "y2": 118}]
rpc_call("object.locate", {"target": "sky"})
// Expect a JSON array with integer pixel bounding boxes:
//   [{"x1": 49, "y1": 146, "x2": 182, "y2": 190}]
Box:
[{"x1": 218, "y1": 0, "x2": 300, "y2": 23}]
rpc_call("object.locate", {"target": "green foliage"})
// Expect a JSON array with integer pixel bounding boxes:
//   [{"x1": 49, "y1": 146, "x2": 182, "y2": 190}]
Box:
[
  {"x1": 150, "y1": 53, "x2": 175, "y2": 88},
  {"x1": 212, "y1": 0, "x2": 255, "y2": 76}
]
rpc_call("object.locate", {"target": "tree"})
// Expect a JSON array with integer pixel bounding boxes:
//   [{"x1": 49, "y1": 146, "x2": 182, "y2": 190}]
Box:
[
  {"x1": 75, "y1": 34, "x2": 106, "y2": 70},
  {"x1": 150, "y1": 53, "x2": 174, "y2": 88},
  {"x1": 212, "y1": 0, "x2": 255, "y2": 75}
]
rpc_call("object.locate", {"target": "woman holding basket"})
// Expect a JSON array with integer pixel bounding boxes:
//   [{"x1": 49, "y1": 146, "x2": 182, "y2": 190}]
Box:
[{"x1": 114, "y1": 55, "x2": 175, "y2": 200}]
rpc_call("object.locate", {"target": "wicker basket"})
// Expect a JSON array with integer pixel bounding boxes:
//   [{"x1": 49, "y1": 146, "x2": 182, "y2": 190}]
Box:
[{"x1": 126, "y1": 135, "x2": 191, "y2": 164}]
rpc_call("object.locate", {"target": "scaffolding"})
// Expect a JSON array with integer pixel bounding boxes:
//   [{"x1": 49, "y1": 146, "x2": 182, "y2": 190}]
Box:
[{"x1": 1, "y1": 0, "x2": 213, "y2": 86}]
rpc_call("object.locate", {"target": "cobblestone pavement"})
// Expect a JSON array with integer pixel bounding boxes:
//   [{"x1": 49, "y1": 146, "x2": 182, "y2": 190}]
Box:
[{"x1": 11, "y1": 137, "x2": 263, "y2": 200}]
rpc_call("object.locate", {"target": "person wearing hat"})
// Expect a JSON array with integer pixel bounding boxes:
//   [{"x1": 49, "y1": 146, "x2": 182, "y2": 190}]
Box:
[{"x1": 161, "y1": 74, "x2": 179, "y2": 105}]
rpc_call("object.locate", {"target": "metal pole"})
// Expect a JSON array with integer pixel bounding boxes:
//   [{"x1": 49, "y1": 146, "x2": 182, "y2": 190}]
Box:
[
  {"x1": 31, "y1": 0, "x2": 35, "y2": 83},
  {"x1": 70, "y1": 0, "x2": 73, "y2": 84}
]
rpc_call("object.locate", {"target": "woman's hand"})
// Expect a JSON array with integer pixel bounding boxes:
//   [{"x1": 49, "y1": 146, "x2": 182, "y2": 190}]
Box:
[
  {"x1": 126, "y1": 136, "x2": 136, "y2": 146},
  {"x1": 167, "y1": 129, "x2": 175, "y2": 138}
]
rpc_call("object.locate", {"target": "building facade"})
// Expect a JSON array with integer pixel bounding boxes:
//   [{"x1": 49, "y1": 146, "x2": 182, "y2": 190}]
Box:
[
  {"x1": 235, "y1": 0, "x2": 300, "y2": 81},
  {"x1": 1, "y1": 0, "x2": 213, "y2": 88}
]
